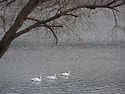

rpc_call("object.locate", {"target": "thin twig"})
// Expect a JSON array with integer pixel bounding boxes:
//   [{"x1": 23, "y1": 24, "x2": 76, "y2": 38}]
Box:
[
  {"x1": 6, "y1": 0, "x2": 16, "y2": 6},
  {"x1": 112, "y1": 10, "x2": 118, "y2": 26},
  {"x1": 0, "y1": 16, "x2": 6, "y2": 32},
  {"x1": 0, "y1": 0, "x2": 7, "y2": 4},
  {"x1": 43, "y1": 24, "x2": 58, "y2": 44}
]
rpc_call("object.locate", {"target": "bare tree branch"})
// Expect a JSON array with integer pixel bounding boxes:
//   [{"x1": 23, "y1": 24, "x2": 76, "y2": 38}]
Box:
[
  {"x1": 15, "y1": 2, "x2": 125, "y2": 38},
  {"x1": 26, "y1": 17, "x2": 39, "y2": 22},
  {"x1": 6, "y1": 0, "x2": 16, "y2": 6},
  {"x1": 112, "y1": 1, "x2": 125, "y2": 8},
  {"x1": 0, "y1": 0, "x2": 7, "y2": 4},
  {"x1": 0, "y1": 0, "x2": 125, "y2": 58},
  {"x1": 112, "y1": 10, "x2": 118, "y2": 26},
  {"x1": 0, "y1": 0, "x2": 47, "y2": 58},
  {"x1": 66, "y1": 13, "x2": 78, "y2": 17},
  {"x1": 0, "y1": 16, "x2": 6, "y2": 32},
  {"x1": 107, "y1": 0, "x2": 119, "y2": 6},
  {"x1": 44, "y1": 24, "x2": 58, "y2": 44}
]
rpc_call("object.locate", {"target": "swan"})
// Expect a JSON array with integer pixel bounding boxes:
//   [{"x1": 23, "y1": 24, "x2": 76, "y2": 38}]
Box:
[
  {"x1": 61, "y1": 68, "x2": 70, "y2": 77},
  {"x1": 31, "y1": 74, "x2": 42, "y2": 82},
  {"x1": 47, "y1": 72, "x2": 57, "y2": 80}
]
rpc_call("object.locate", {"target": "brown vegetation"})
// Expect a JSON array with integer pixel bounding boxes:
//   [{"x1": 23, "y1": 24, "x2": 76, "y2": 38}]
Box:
[{"x1": 0, "y1": 0, "x2": 125, "y2": 58}]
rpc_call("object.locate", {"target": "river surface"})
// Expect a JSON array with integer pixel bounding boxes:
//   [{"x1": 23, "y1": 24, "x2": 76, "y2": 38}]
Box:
[{"x1": 0, "y1": 42, "x2": 125, "y2": 94}]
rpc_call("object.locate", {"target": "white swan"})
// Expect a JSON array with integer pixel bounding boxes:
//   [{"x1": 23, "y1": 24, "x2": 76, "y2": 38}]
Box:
[
  {"x1": 47, "y1": 72, "x2": 57, "y2": 80},
  {"x1": 61, "y1": 68, "x2": 70, "y2": 77},
  {"x1": 31, "y1": 74, "x2": 42, "y2": 82}
]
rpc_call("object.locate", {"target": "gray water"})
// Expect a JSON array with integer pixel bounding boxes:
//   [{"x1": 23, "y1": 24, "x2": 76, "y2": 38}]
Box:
[{"x1": 0, "y1": 42, "x2": 125, "y2": 94}]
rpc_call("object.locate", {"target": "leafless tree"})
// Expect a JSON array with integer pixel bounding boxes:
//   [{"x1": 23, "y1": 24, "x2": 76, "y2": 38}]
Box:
[{"x1": 0, "y1": 0, "x2": 125, "y2": 58}]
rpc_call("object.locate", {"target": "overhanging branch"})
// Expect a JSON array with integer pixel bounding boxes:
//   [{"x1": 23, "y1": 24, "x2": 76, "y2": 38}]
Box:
[
  {"x1": 6, "y1": 0, "x2": 16, "y2": 6},
  {"x1": 112, "y1": 1, "x2": 125, "y2": 8},
  {"x1": 15, "y1": 2, "x2": 125, "y2": 38},
  {"x1": 0, "y1": 0, "x2": 7, "y2": 4},
  {"x1": 65, "y1": 13, "x2": 78, "y2": 17},
  {"x1": 43, "y1": 24, "x2": 58, "y2": 44}
]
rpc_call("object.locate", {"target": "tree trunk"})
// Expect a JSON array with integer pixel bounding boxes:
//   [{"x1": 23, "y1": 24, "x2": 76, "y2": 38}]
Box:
[
  {"x1": 0, "y1": 0, "x2": 42, "y2": 58},
  {"x1": 0, "y1": 33, "x2": 15, "y2": 58}
]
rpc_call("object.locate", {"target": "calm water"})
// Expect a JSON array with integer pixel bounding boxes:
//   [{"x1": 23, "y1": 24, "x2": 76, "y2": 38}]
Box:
[{"x1": 0, "y1": 42, "x2": 125, "y2": 94}]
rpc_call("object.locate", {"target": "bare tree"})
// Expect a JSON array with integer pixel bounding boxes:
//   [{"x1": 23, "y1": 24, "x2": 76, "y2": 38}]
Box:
[{"x1": 0, "y1": 0, "x2": 125, "y2": 58}]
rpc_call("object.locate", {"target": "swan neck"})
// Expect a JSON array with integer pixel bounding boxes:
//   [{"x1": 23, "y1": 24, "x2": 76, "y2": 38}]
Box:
[
  {"x1": 54, "y1": 74, "x2": 57, "y2": 79},
  {"x1": 68, "y1": 70, "x2": 70, "y2": 75},
  {"x1": 40, "y1": 75, "x2": 42, "y2": 81}
]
